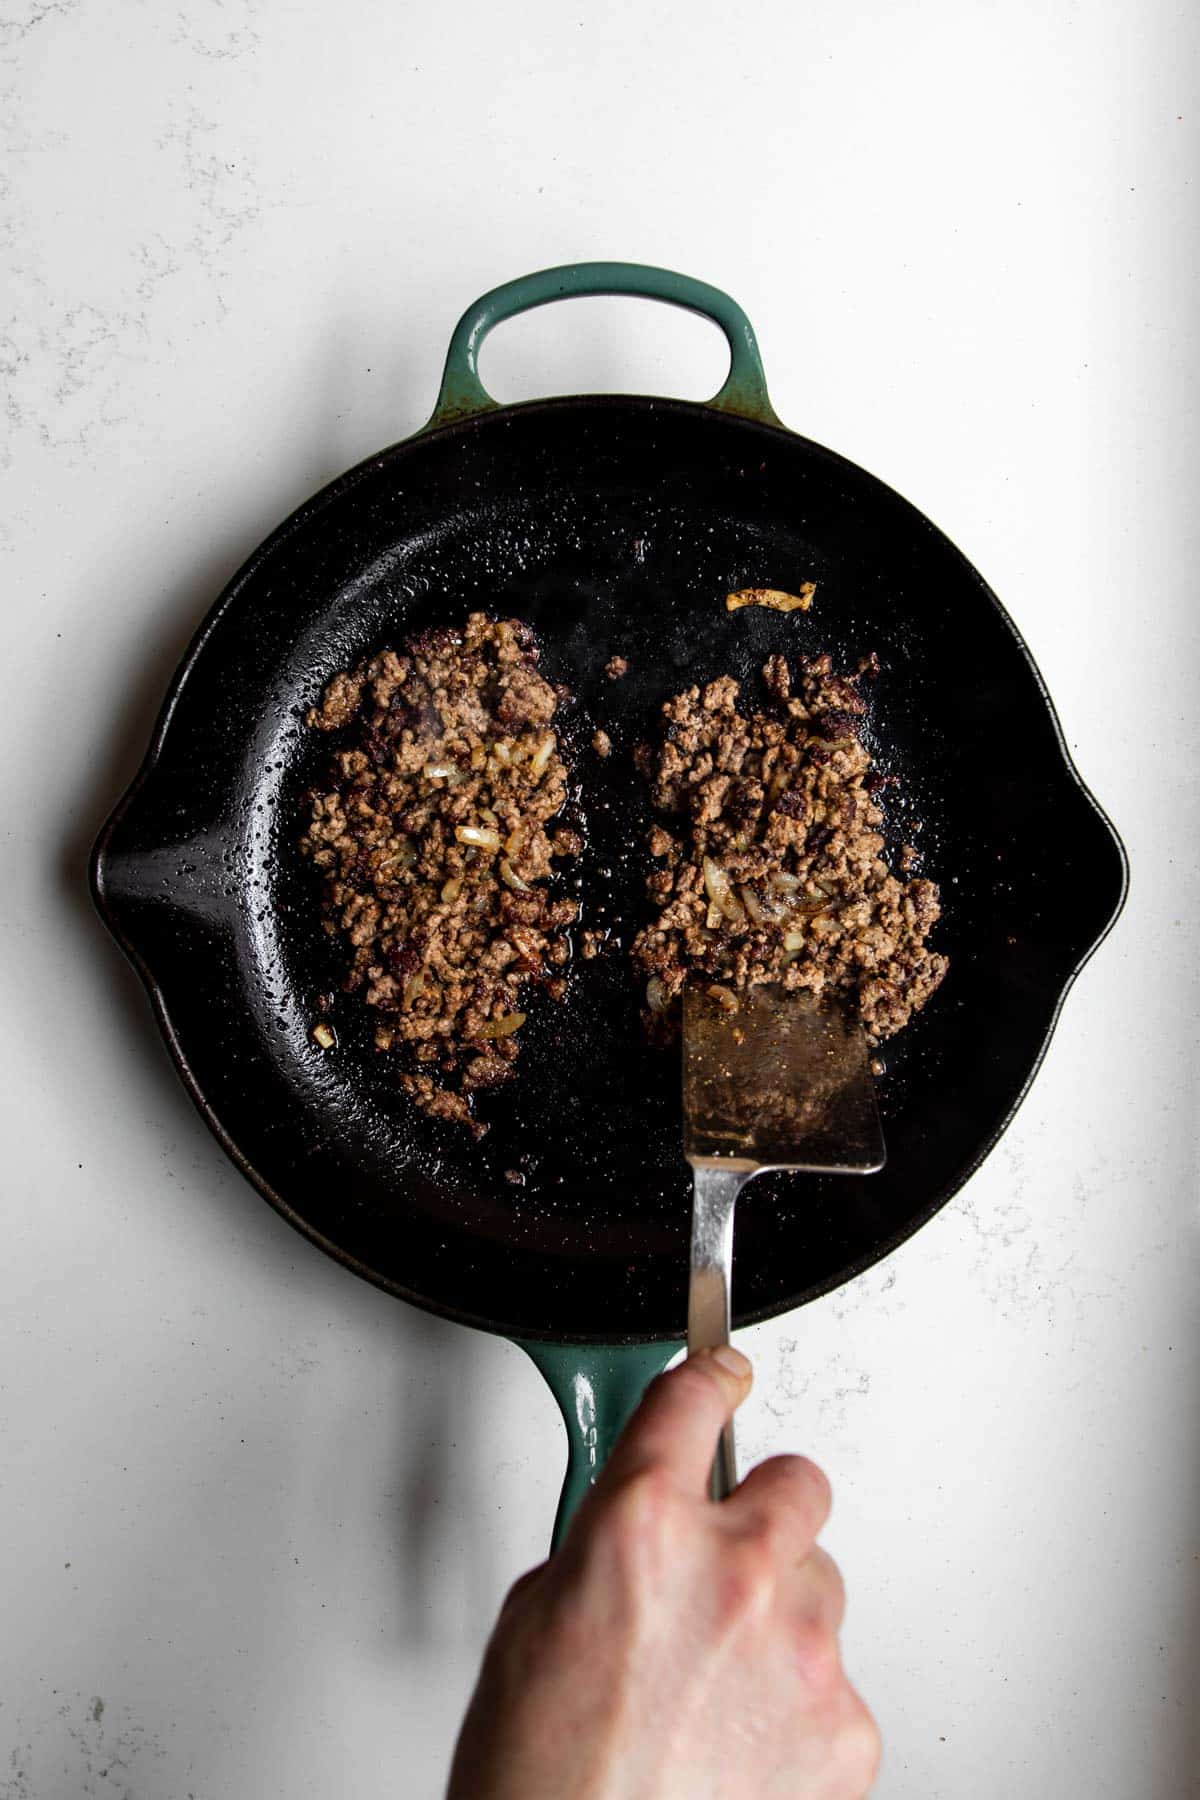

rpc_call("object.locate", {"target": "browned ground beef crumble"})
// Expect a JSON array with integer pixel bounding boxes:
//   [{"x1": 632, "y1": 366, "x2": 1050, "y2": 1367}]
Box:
[
  {"x1": 629, "y1": 653, "x2": 947, "y2": 1043},
  {"x1": 300, "y1": 613, "x2": 580, "y2": 1138},
  {"x1": 302, "y1": 619, "x2": 947, "y2": 1137}
]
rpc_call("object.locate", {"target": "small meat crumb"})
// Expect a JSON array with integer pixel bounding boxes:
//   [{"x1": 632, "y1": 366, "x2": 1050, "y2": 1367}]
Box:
[
  {"x1": 604, "y1": 655, "x2": 629, "y2": 681},
  {"x1": 762, "y1": 654, "x2": 790, "y2": 702},
  {"x1": 592, "y1": 727, "x2": 612, "y2": 758}
]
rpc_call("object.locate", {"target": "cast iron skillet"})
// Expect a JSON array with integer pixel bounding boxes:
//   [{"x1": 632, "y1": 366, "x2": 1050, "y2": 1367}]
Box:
[{"x1": 92, "y1": 264, "x2": 1127, "y2": 1529}]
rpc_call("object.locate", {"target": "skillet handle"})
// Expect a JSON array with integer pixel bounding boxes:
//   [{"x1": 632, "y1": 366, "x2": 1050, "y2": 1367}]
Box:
[
  {"x1": 517, "y1": 1339, "x2": 680, "y2": 1552},
  {"x1": 424, "y1": 262, "x2": 782, "y2": 432}
]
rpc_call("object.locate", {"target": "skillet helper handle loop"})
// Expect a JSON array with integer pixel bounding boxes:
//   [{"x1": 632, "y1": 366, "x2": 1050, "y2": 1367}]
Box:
[{"x1": 424, "y1": 261, "x2": 782, "y2": 432}]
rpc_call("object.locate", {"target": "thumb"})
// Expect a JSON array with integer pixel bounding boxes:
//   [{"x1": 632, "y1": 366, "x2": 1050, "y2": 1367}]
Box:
[{"x1": 595, "y1": 1346, "x2": 753, "y2": 1498}]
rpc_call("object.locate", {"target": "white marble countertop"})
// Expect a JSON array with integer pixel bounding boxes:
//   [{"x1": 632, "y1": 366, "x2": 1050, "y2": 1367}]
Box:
[{"x1": 2, "y1": 2, "x2": 1196, "y2": 1794}]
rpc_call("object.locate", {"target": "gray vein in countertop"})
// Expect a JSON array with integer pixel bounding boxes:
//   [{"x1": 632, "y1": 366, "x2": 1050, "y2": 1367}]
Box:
[
  {"x1": 134, "y1": 230, "x2": 185, "y2": 301},
  {"x1": 0, "y1": 0, "x2": 81, "y2": 51},
  {"x1": 760, "y1": 1340, "x2": 874, "y2": 1435},
  {"x1": 158, "y1": 98, "x2": 262, "y2": 279},
  {"x1": 173, "y1": 1, "x2": 262, "y2": 62},
  {"x1": 945, "y1": 1142, "x2": 1121, "y2": 1343},
  {"x1": 1, "y1": 27, "x2": 262, "y2": 474},
  {"x1": 826, "y1": 1262, "x2": 903, "y2": 1324},
  {"x1": 0, "y1": 84, "x2": 66, "y2": 152}
]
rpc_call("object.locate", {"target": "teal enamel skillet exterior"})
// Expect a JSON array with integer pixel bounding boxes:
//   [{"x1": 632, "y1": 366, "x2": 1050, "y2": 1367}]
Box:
[
  {"x1": 424, "y1": 260, "x2": 784, "y2": 433},
  {"x1": 519, "y1": 1340, "x2": 680, "y2": 1548}
]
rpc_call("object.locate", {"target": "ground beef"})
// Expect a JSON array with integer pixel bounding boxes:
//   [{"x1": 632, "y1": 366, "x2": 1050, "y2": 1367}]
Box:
[
  {"x1": 604, "y1": 655, "x2": 629, "y2": 681},
  {"x1": 629, "y1": 655, "x2": 947, "y2": 1044},
  {"x1": 300, "y1": 613, "x2": 579, "y2": 1138}
]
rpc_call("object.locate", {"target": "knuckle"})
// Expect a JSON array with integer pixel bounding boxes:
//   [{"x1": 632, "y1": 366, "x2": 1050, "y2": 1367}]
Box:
[
  {"x1": 752, "y1": 1454, "x2": 833, "y2": 1530},
  {"x1": 787, "y1": 1454, "x2": 833, "y2": 1523},
  {"x1": 595, "y1": 1468, "x2": 678, "y2": 1577},
  {"x1": 497, "y1": 1565, "x2": 542, "y2": 1616},
  {"x1": 836, "y1": 1694, "x2": 882, "y2": 1790},
  {"x1": 716, "y1": 1537, "x2": 776, "y2": 1630},
  {"x1": 660, "y1": 1360, "x2": 724, "y2": 1411},
  {"x1": 808, "y1": 1545, "x2": 846, "y2": 1625},
  {"x1": 606, "y1": 1465, "x2": 674, "y2": 1533},
  {"x1": 791, "y1": 1616, "x2": 841, "y2": 1692}
]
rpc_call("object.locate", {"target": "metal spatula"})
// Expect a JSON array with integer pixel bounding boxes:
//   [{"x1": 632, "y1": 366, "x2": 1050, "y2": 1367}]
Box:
[{"x1": 682, "y1": 981, "x2": 886, "y2": 1500}]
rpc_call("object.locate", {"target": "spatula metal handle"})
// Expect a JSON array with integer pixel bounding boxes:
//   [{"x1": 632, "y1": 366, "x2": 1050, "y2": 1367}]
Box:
[{"x1": 688, "y1": 1167, "x2": 746, "y2": 1501}]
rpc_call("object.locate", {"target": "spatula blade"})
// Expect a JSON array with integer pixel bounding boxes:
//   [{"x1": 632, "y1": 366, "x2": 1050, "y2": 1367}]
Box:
[{"x1": 682, "y1": 982, "x2": 886, "y2": 1174}]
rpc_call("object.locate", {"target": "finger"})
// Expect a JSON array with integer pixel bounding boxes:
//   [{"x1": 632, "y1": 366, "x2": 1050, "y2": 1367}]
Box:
[
  {"x1": 802, "y1": 1544, "x2": 846, "y2": 1631},
  {"x1": 598, "y1": 1346, "x2": 753, "y2": 1497},
  {"x1": 497, "y1": 1563, "x2": 545, "y2": 1617},
  {"x1": 726, "y1": 1453, "x2": 833, "y2": 1550},
  {"x1": 832, "y1": 1684, "x2": 882, "y2": 1793}
]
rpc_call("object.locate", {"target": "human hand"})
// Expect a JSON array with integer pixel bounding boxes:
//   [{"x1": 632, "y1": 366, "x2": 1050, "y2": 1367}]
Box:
[{"x1": 447, "y1": 1346, "x2": 879, "y2": 1799}]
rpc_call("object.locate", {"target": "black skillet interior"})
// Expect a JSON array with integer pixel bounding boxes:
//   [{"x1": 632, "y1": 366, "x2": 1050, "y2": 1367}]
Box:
[{"x1": 93, "y1": 397, "x2": 1127, "y2": 1342}]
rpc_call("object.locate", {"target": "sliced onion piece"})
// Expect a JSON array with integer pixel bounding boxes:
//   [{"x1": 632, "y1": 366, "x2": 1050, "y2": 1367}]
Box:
[
  {"x1": 499, "y1": 857, "x2": 531, "y2": 893},
  {"x1": 440, "y1": 877, "x2": 463, "y2": 904},
  {"x1": 456, "y1": 825, "x2": 501, "y2": 852},
  {"x1": 423, "y1": 761, "x2": 462, "y2": 783},
  {"x1": 476, "y1": 1011, "x2": 526, "y2": 1040},
  {"x1": 783, "y1": 928, "x2": 806, "y2": 952},
  {"x1": 402, "y1": 972, "x2": 426, "y2": 1005},
  {"x1": 702, "y1": 855, "x2": 746, "y2": 925},
  {"x1": 492, "y1": 740, "x2": 512, "y2": 766},
  {"x1": 740, "y1": 885, "x2": 763, "y2": 924},
  {"x1": 788, "y1": 888, "x2": 833, "y2": 917},
  {"x1": 529, "y1": 731, "x2": 557, "y2": 778}
]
